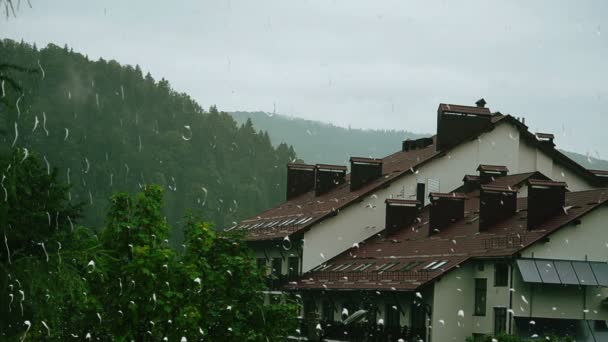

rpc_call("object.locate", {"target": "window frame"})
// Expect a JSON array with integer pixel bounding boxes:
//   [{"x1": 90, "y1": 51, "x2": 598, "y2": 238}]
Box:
[
  {"x1": 474, "y1": 278, "x2": 487, "y2": 316},
  {"x1": 494, "y1": 263, "x2": 509, "y2": 287},
  {"x1": 493, "y1": 307, "x2": 507, "y2": 335}
]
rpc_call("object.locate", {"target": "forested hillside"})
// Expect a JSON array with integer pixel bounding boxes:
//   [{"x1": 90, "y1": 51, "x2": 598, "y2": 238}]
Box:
[
  {"x1": 0, "y1": 39, "x2": 296, "y2": 235},
  {"x1": 232, "y1": 111, "x2": 608, "y2": 170}
]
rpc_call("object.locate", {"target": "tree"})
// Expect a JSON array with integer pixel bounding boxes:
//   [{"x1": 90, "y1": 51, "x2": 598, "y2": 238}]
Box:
[{"x1": 91, "y1": 185, "x2": 299, "y2": 340}]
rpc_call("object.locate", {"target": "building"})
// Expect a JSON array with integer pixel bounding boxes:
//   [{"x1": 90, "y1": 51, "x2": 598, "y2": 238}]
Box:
[
  {"x1": 229, "y1": 100, "x2": 608, "y2": 340},
  {"x1": 286, "y1": 170, "x2": 608, "y2": 341}
]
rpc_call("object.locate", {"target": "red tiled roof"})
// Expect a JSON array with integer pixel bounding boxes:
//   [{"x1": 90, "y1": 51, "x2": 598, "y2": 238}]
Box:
[
  {"x1": 316, "y1": 164, "x2": 347, "y2": 171},
  {"x1": 233, "y1": 109, "x2": 607, "y2": 240},
  {"x1": 231, "y1": 137, "x2": 441, "y2": 241},
  {"x1": 286, "y1": 173, "x2": 608, "y2": 291}
]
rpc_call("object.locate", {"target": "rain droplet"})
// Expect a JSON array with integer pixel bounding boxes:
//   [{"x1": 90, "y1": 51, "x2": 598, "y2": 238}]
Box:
[{"x1": 182, "y1": 125, "x2": 193, "y2": 141}]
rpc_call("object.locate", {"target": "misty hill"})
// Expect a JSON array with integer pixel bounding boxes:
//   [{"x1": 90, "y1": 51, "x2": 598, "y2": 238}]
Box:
[
  {"x1": 231, "y1": 111, "x2": 608, "y2": 171},
  {"x1": 231, "y1": 111, "x2": 426, "y2": 166},
  {"x1": 0, "y1": 39, "x2": 296, "y2": 234}
]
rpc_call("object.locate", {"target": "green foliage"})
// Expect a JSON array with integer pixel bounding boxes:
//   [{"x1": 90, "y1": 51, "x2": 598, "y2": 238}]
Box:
[
  {"x1": 1, "y1": 149, "x2": 298, "y2": 340},
  {"x1": 0, "y1": 39, "x2": 297, "y2": 239}
]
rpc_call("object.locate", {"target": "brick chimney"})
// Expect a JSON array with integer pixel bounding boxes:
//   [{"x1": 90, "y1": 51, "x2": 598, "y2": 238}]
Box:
[
  {"x1": 402, "y1": 137, "x2": 434, "y2": 152},
  {"x1": 436, "y1": 102, "x2": 492, "y2": 151},
  {"x1": 315, "y1": 164, "x2": 347, "y2": 196},
  {"x1": 384, "y1": 199, "x2": 421, "y2": 236},
  {"x1": 479, "y1": 184, "x2": 518, "y2": 231},
  {"x1": 535, "y1": 132, "x2": 555, "y2": 147},
  {"x1": 429, "y1": 192, "x2": 466, "y2": 235},
  {"x1": 286, "y1": 163, "x2": 315, "y2": 200},
  {"x1": 350, "y1": 157, "x2": 383, "y2": 191},
  {"x1": 527, "y1": 179, "x2": 567, "y2": 230}
]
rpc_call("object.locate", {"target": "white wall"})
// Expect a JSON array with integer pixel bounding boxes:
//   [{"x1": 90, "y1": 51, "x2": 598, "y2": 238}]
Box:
[{"x1": 302, "y1": 122, "x2": 596, "y2": 272}]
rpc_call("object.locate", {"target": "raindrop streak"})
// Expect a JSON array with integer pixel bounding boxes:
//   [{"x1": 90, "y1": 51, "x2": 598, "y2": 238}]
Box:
[
  {"x1": 21, "y1": 148, "x2": 28, "y2": 163},
  {"x1": 87, "y1": 260, "x2": 95, "y2": 273},
  {"x1": 15, "y1": 95, "x2": 22, "y2": 118},
  {"x1": 43, "y1": 156, "x2": 50, "y2": 175},
  {"x1": 1, "y1": 80, "x2": 4, "y2": 97},
  {"x1": 95, "y1": 93, "x2": 100, "y2": 109},
  {"x1": 11, "y1": 122, "x2": 18, "y2": 147},
  {"x1": 194, "y1": 277, "x2": 202, "y2": 292},
  {"x1": 201, "y1": 187, "x2": 208, "y2": 206},
  {"x1": 120, "y1": 85, "x2": 125, "y2": 100},
  {"x1": 20, "y1": 320, "x2": 31, "y2": 342},
  {"x1": 1, "y1": 175, "x2": 7, "y2": 202},
  {"x1": 138, "y1": 135, "x2": 142, "y2": 152},
  {"x1": 39, "y1": 242, "x2": 49, "y2": 262},
  {"x1": 3, "y1": 232, "x2": 10, "y2": 264},
  {"x1": 37, "y1": 59, "x2": 45, "y2": 79},
  {"x1": 41, "y1": 321, "x2": 50, "y2": 336},
  {"x1": 57, "y1": 242, "x2": 62, "y2": 264},
  {"x1": 181, "y1": 125, "x2": 192, "y2": 141},
  {"x1": 42, "y1": 112, "x2": 49, "y2": 136},
  {"x1": 64, "y1": 128, "x2": 69, "y2": 141},
  {"x1": 32, "y1": 116, "x2": 39, "y2": 132},
  {"x1": 84, "y1": 158, "x2": 90, "y2": 173}
]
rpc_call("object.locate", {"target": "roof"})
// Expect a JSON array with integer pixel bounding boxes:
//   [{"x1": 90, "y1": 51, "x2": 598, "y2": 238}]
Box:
[
  {"x1": 528, "y1": 179, "x2": 567, "y2": 188},
  {"x1": 385, "y1": 199, "x2": 420, "y2": 206},
  {"x1": 535, "y1": 132, "x2": 555, "y2": 140},
  {"x1": 232, "y1": 107, "x2": 608, "y2": 240},
  {"x1": 477, "y1": 164, "x2": 509, "y2": 173},
  {"x1": 350, "y1": 157, "x2": 383, "y2": 164},
  {"x1": 438, "y1": 103, "x2": 491, "y2": 116},
  {"x1": 286, "y1": 173, "x2": 608, "y2": 292},
  {"x1": 429, "y1": 192, "x2": 467, "y2": 200},
  {"x1": 231, "y1": 136, "x2": 441, "y2": 241}
]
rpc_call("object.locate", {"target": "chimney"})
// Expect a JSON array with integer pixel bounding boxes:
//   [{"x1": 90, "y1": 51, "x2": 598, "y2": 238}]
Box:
[
  {"x1": 350, "y1": 157, "x2": 383, "y2": 191},
  {"x1": 527, "y1": 179, "x2": 567, "y2": 230},
  {"x1": 475, "y1": 98, "x2": 487, "y2": 108},
  {"x1": 477, "y1": 164, "x2": 508, "y2": 184},
  {"x1": 315, "y1": 164, "x2": 347, "y2": 196},
  {"x1": 286, "y1": 163, "x2": 316, "y2": 200},
  {"x1": 436, "y1": 103, "x2": 492, "y2": 151},
  {"x1": 429, "y1": 192, "x2": 466, "y2": 235},
  {"x1": 479, "y1": 185, "x2": 518, "y2": 231},
  {"x1": 462, "y1": 175, "x2": 481, "y2": 191},
  {"x1": 402, "y1": 137, "x2": 434, "y2": 152},
  {"x1": 535, "y1": 132, "x2": 555, "y2": 147},
  {"x1": 384, "y1": 199, "x2": 421, "y2": 236}
]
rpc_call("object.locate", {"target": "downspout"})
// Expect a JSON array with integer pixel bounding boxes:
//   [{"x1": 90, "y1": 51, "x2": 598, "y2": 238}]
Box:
[{"x1": 508, "y1": 261, "x2": 514, "y2": 334}]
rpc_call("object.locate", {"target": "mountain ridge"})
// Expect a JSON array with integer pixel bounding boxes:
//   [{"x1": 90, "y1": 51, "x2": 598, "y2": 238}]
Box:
[{"x1": 231, "y1": 111, "x2": 608, "y2": 171}]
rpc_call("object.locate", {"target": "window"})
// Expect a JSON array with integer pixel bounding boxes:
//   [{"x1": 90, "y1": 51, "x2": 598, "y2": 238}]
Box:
[
  {"x1": 342, "y1": 302, "x2": 357, "y2": 320},
  {"x1": 474, "y1": 278, "x2": 487, "y2": 316},
  {"x1": 494, "y1": 307, "x2": 507, "y2": 334},
  {"x1": 422, "y1": 261, "x2": 437, "y2": 270},
  {"x1": 430, "y1": 260, "x2": 448, "y2": 270},
  {"x1": 401, "y1": 261, "x2": 422, "y2": 271},
  {"x1": 271, "y1": 257, "x2": 282, "y2": 277},
  {"x1": 385, "y1": 303, "x2": 400, "y2": 327},
  {"x1": 288, "y1": 257, "x2": 299, "y2": 278},
  {"x1": 303, "y1": 299, "x2": 317, "y2": 319},
  {"x1": 375, "y1": 262, "x2": 397, "y2": 272},
  {"x1": 494, "y1": 263, "x2": 509, "y2": 287},
  {"x1": 322, "y1": 300, "x2": 334, "y2": 322},
  {"x1": 353, "y1": 262, "x2": 374, "y2": 271}
]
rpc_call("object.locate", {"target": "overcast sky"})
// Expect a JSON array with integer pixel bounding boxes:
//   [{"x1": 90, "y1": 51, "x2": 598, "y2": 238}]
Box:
[{"x1": 2, "y1": 0, "x2": 607, "y2": 156}]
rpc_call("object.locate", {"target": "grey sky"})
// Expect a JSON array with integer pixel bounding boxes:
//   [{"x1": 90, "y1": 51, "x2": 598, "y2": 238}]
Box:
[{"x1": 2, "y1": 0, "x2": 607, "y2": 157}]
